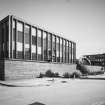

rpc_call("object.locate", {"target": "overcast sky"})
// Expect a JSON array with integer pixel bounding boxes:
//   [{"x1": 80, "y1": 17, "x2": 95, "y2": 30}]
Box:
[{"x1": 0, "y1": 0, "x2": 105, "y2": 58}]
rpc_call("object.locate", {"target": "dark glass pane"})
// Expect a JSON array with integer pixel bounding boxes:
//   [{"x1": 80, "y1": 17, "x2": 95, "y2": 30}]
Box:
[
  {"x1": 69, "y1": 42, "x2": 72, "y2": 63},
  {"x1": 48, "y1": 33, "x2": 52, "y2": 61},
  {"x1": 66, "y1": 41, "x2": 69, "y2": 63},
  {"x1": 17, "y1": 22, "x2": 23, "y2": 59},
  {"x1": 25, "y1": 25, "x2": 30, "y2": 59},
  {"x1": 63, "y1": 40, "x2": 66, "y2": 63},
  {"x1": 43, "y1": 32, "x2": 47, "y2": 61},
  {"x1": 13, "y1": 20, "x2": 16, "y2": 58},
  {"x1": 37, "y1": 29, "x2": 42, "y2": 61},
  {"x1": 52, "y1": 35, "x2": 56, "y2": 62},
  {"x1": 56, "y1": 37, "x2": 60, "y2": 62},
  {"x1": 60, "y1": 38, "x2": 63, "y2": 62},
  {"x1": 32, "y1": 28, "x2": 36, "y2": 60}
]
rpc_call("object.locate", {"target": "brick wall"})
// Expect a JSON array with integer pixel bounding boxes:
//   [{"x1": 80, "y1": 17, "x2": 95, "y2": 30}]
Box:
[{"x1": 4, "y1": 59, "x2": 76, "y2": 80}]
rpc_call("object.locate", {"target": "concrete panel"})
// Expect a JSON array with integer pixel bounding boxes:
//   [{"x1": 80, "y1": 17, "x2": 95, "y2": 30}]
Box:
[{"x1": 4, "y1": 59, "x2": 76, "y2": 80}]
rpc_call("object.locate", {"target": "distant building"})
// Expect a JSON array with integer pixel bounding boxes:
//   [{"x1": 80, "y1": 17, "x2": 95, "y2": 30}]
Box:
[
  {"x1": 0, "y1": 15, "x2": 76, "y2": 80},
  {"x1": 83, "y1": 53, "x2": 105, "y2": 67}
]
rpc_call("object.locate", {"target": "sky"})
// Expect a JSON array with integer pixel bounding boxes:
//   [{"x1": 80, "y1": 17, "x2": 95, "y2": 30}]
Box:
[{"x1": 0, "y1": 0, "x2": 105, "y2": 58}]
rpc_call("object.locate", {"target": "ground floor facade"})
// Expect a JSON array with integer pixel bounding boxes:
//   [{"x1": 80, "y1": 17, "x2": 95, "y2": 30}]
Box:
[{"x1": 0, "y1": 59, "x2": 76, "y2": 80}]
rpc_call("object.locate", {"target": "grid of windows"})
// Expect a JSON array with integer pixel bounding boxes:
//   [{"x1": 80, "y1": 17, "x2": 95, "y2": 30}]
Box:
[{"x1": 0, "y1": 15, "x2": 76, "y2": 64}]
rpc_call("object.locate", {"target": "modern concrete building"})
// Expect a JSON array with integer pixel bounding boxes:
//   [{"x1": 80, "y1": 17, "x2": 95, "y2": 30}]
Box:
[
  {"x1": 84, "y1": 53, "x2": 105, "y2": 67},
  {"x1": 0, "y1": 15, "x2": 76, "y2": 80}
]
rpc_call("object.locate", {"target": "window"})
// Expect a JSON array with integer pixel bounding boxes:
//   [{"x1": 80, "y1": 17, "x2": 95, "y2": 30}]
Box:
[
  {"x1": 32, "y1": 27, "x2": 36, "y2": 60},
  {"x1": 71, "y1": 43, "x2": 73, "y2": 63},
  {"x1": 69, "y1": 42, "x2": 72, "y2": 63},
  {"x1": 73, "y1": 43, "x2": 76, "y2": 63},
  {"x1": 0, "y1": 22, "x2": 8, "y2": 58},
  {"x1": 66, "y1": 41, "x2": 69, "y2": 63},
  {"x1": 52, "y1": 35, "x2": 56, "y2": 62},
  {"x1": 60, "y1": 38, "x2": 63, "y2": 62},
  {"x1": 37, "y1": 29, "x2": 42, "y2": 60},
  {"x1": 25, "y1": 25, "x2": 30, "y2": 59},
  {"x1": 43, "y1": 31, "x2": 47, "y2": 61},
  {"x1": 13, "y1": 20, "x2": 16, "y2": 58},
  {"x1": 17, "y1": 22, "x2": 23, "y2": 59},
  {"x1": 56, "y1": 37, "x2": 60, "y2": 62},
  {"x1": 48, "y1": 33, "x2": 52, "y2": 61},
  {"x1": 63, "y1": 39, "x2": 66, "y2": 63}
]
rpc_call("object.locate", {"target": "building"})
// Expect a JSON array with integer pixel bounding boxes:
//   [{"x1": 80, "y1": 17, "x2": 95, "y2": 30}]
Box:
[
  {"x1": 84, "y1": 53, "x2": 105, "y2": 67},
  {"x1": 0, "y1": 15, "x2": 76, "y2": 80}
]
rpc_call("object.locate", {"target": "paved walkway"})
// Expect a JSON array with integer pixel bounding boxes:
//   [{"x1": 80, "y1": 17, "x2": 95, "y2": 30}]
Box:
[
  {"x1": 0, "y1": 73, "x2": 105, "y2": 87},
  {"x1": 0, "y1": 78, "x2": 54, "y2": 87}
]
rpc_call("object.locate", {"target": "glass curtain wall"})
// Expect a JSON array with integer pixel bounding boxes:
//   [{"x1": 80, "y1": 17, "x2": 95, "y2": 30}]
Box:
[
  {"x1": 32, "y1": 27, "x2": 37, "y2": 60},
  {"x1": 10, "y1": 17, "x2": 76, "y2": 63}
]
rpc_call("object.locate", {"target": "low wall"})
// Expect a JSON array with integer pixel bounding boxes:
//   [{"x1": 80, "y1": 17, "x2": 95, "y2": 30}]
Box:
[
  {"x1": 84, "y1": 65, "x2": 103, "y2": 72},
  {"x1": 3, "y1": 59, "x2": 76, "y2": 80}
]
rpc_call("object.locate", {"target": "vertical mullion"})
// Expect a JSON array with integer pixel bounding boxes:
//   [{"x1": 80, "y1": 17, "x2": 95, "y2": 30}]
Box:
[
  {"x1": 8, "y1": 16, "x2": 11, "y2": 58},
  {"x1": 55, "y1": 36, "x2": 57, "y2": 62},
  {"x1": 59, "y1": 37, "x2": 60, "y2": 63},
  {"x1": 36, "y1": 28, "x2": 38, "y2": 60},
  {"x1": 23, "y1": 22, "x2": 25, "y2": 59},
  {"x1": 11, "y1": 16, "x2": 13, "y2": 58},
  {"x1": 15, "y1": 20, "x2": 17, "y2": 58},
  {"x1": 42, "y1": 30, "x2": 44, "y2": 61},
  {"x1": 75, "y1": 43, "x2": 76, "y2": 63},
  {"x1": 65, "y1": 40, "x2": 66, "y2": 63},
  {"x1": 30, "y1": 26, "x2": 32, "y2": 60},
  {"x1": 62, "y1": 39, "x2": 64, "y2": 63},
  {"x1": 71, "y1": 42, "x2": 72, "y2": 63},
  {"x1": 68, "y1": 42, "x2": 70, "y2": 63},
  {"x1": 50, "y1": 34, "x2": 53, "y2": 62},
  {"x1": 46, "y1": 32, "x2": 48, "y2": 61}
]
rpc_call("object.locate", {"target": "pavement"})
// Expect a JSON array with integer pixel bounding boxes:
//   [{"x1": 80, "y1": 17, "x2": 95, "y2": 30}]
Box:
[
  {"x1": 0, "y1": 73, "x2": 105, "y2": 87},
  {"x1": 0, "y1": 78, "x2": 54, "y2": 87}
]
